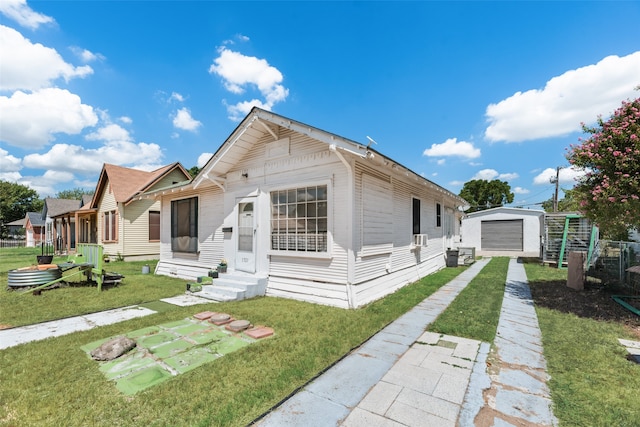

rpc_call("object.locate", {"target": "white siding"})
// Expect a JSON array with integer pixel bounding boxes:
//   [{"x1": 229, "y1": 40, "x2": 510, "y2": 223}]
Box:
[
  {"x1": 155, "y1": 116, "x2": 464, "y2": 308},
  {"x1": 155, "y1": 186, "x2": 225, "y2": 279},
  {"x1": 460, "y1": 208, "x2": 543, "y2": 257}
]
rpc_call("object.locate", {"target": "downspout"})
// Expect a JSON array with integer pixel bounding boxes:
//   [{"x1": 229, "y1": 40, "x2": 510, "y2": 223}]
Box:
[{"x1": 330, "y1": 144, "x2": 356, "y2": 309}]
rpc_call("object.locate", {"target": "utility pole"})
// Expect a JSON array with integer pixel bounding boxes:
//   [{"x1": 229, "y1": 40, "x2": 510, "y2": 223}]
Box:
[{"x1": 552, "y1": 166, "x2": 560, "y2": 212}]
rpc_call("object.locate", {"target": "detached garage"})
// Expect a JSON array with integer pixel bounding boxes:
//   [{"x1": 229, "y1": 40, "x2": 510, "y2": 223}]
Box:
[{"x1": 460, "y1": 207, "x2": 544, "y2": 257}]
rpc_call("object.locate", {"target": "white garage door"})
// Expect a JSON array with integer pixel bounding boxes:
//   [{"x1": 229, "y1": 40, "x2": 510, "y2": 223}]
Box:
[{"x1": 481, "y1": 219, "x2": 523, "y2": 251}]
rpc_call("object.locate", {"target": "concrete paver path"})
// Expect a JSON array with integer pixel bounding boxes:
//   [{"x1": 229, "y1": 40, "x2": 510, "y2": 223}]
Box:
[
  {"x1": 473, "y1": 258, "x2": 558, "y2": 426},
  {"x1": 256, "y1": 258, "x2": 491, "y2": 426}
]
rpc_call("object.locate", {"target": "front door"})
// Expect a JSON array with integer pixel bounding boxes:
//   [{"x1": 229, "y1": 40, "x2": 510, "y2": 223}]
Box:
[{"x1": 236, "y1": 199, "x2": 256, "y2": 273}]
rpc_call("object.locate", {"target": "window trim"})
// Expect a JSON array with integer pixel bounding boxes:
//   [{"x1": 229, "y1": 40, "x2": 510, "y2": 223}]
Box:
[
  {"x1": 267, "y1": 180, "x2": 332, "y2": 258},
  {"x1": 170, "y1": 196, "x2": 199, "y2": 253},
  {"x1": 436, "y1": 202, "x2": 442, "y2": 228},
  {"x1": 102, "y1": 210, "x2": 118, "y2": 243},
  {"x1": 149, "y1": 210, "x2": 160, "y2": 242},
  {"x1": 412, "y1": 197, "x2": 421, "y2": 235}
]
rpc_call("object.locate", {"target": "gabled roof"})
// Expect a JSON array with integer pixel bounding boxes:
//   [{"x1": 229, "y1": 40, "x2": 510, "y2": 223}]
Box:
[
  {"x1": 44, "y1": 198, "x2": 84, "y2": 217},
  {"x1": 6, "y1": 217, "x2": 25, "y2": 227},
  {"x1": 91, "y1": 162, "x2": 190, "y2": 207},
  {"x1": 181, "y1": 107, "x2": 466, "y2": 205},
  {"x1": 464, "y1": 207, "x2": 545, "y2": 218},
  {"x1": 26, "y1": 211, "x2": 45, "y2": 227}
]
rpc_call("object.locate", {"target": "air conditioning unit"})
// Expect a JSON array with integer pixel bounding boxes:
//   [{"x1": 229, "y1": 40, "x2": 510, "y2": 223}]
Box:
[{"x1": 413, "y1": 234, "x2": 428, "y2": 247}]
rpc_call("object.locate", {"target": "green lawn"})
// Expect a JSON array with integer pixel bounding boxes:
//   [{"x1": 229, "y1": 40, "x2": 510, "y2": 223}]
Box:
[
  {"x1": 428, "y1": 257, "x2": 508, "y2": 342},
  {"x1": 4, "y1": 248, "x2": 639, "y2": 426},
  {"x1": 525, "y1": 262, "x2": 640, "y2": 427},
  {"x1": 0, "y1": 247, "x2": 465, "y2": 426}
]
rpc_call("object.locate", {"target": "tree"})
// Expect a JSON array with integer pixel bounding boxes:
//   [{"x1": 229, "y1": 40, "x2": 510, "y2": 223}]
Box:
[
  {"x1": 56, "y1": 188, "x2": 94, "y2": 200},
  {"x1": 0, "y1": 180, "x2": 43, "y2": 238},
  {"x1": 541, "y1": 188, "x2": 581, "y2": 212},
  {"x1": 459, "y1": 179, "x2": 514, "y2": 213},
  {"x1": 566, "y1": 95, "x2": 640, "y2": 239},
  {"x1": 187, "y1": 166, "x2": 200, "y2": 178}
]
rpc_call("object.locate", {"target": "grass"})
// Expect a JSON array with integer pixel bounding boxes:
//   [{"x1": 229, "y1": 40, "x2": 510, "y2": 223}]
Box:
[
  {"x1": 1, "y1": 247, "x2": 186, "y2": 327},
  {"x1": 0, "y1": 247, "x2": 465, "y2": 427},
  {"x1": 428, "y1": 257, "x2": 509, "y2": 342},
  {"x1": 524, "y1": 262, "x2": 640, "y2": 427}
]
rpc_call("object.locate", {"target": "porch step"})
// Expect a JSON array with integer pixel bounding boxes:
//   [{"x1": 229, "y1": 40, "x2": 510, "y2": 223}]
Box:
[{"x1": 190, "y1": 271, "x2": 267, "y2": 302}]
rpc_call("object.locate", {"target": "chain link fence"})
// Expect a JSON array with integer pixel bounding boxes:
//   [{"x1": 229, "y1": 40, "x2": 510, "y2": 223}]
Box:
[{"x1": 588, "y1": 240, "x2": 640, "y2": 294}]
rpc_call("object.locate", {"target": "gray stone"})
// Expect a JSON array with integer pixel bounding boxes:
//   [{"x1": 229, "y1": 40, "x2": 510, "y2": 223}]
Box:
[{"x1": 90, "y1": 336, "x2": 136, "y2": 361}]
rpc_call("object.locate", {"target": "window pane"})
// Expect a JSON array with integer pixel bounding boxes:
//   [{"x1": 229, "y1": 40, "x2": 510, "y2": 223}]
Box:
[
  {"x1": 149, "y1": 211, "x2": 160, "y2": 240},
  {"x1": 317, "y1": 186, "x2": 327, "y2": 200},
  {"x1": 104, "y1": 213, "x2": 110, "y2": 241},
  {"x1": 171, "y1": 197, "x2": 198, "y2": 252},
  {"x1": 269, "y1": 185, "x2": 328, "y2": 252},
  {"x1": 318, "y1": 202, "x2": 327, "y2": 217}
]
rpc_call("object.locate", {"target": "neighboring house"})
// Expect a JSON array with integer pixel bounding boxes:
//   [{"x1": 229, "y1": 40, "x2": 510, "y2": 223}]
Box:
[
  {"x1": 5, "y1": 217, "x2": 25, "y2": 238},
  {"x1": 77, "y1": 162, "x2": 191, "y2": 261},
  {"x1": 24, "y1": 212, "x2": 46, "y2": 247},
  {"x1": 460, "y1": 207, "x2": 545, "y2": 258},
  {"x1": 150, "y1": 107, "x2": 467, "y2": 309},
  {"x1": 44, "y1": 197, "x2": 86, "y2": 253}
]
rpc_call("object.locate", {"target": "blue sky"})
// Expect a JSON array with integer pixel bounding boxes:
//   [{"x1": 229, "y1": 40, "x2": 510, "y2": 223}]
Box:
[{"x1": 1, "y1": 1, "x2": 639, "y2": 208}]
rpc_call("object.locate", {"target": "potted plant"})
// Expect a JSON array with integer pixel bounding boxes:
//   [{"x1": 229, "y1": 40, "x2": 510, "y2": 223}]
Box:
[
  {"x1": 217, "y1": 259, "x2": 228, "y2": 273},
  {"x1": 208, "y1": 269, "x2": 219, "y2": 278}
]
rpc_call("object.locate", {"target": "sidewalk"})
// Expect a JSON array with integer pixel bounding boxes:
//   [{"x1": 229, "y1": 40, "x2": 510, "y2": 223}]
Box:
[
  {"x1": 256, "y1": 258, "x2": 491, "y2": 426},
  {"x1": 467, "y1": 258, "x2": 557, "y2": 426},
  {"x1": 257, "y1": 258, "x2": 558, "y2": 427}
]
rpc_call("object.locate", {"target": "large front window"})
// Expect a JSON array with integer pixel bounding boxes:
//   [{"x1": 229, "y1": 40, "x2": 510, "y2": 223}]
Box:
[
  {"x1": 271, "y1": 185, "x2": 327, "y2": 252},
  {"x1": 171, "y1": 197, "x2": 198, "y2": 253}
]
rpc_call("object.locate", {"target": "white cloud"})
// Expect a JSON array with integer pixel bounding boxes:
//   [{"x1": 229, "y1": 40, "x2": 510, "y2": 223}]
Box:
[
  {"x1": 118, "y1": 116, "x2": 132, "y2": 124},
  {"x1": 437, "y1": 159, "x2": 446, "y2": 165},
  {"x1": 172, "y1": 107, "x2": 202, "y2": 131},
  {"x1": 513, "y1": 187, "x2": 530, "y2": 194},
  {"x1": 423, "y1": 138, "x2": 481, "y2": 159},
  {"x1": 0, "y1": 0, "x2": 54, "y2": 30},
  {"x1": 472, "y1": 169, "x2": 499, "y2": 180},
  {"x1": 197, "y1": 152, "x2": 213, "y2": 168},
  {"x1": 0, "y1": 88, "x2": 98, "y2": 148},
  {"x1": 226, "y1": 99, "x2": 272, "y2": 122},
  {"x1": 449, "y1": 180, "x2": 465, "y2": 187},
  {"x1": 533, "y1": 166, "x2": 585, "y2": 185},
  {"x1": 170, "y1": 92, "x2": 184, "y2": 102},
  {"x1": 86, "y1": 123, "x2": 132, "y2": 143},
  {"x1": 471, "y1": 169, "x2": 519, "y2": 181},
  {"x1": 0, "y1": 25, "x2": 93, "y2": 91},
  {"x1": 499, "y1": 172, "x2": 519, "y2": 180},
  {"x1": 23, "y1": 141, "x2": 164, "y2": 176},
  {"x1": 70, "y1": 46, "x2": 105, "y2": 63},
  {"x1": 210, "y1": 47, "x2": 288, "y2": 120},
  {"x1": 0, "y1": 171, "x2": 22, "y2": 182},
  {"x1": 0, "y1": 147, "x2": 22, "y2": 172},
  {"x1": 485, "y1": 51, "x2": 640, "y2": 142}
]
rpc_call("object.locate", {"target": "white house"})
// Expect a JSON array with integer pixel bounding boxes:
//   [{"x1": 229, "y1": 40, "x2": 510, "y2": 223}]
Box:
[
  {"x1": 460, "y1": 207, "x2": 544, "y2": 258},
  {"x1": 148, "y1": 108, "x2": 467, "y2": 308}
]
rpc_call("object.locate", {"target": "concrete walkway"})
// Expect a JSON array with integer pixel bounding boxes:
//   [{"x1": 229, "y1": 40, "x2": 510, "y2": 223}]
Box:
[
  {"x1": 471, "y1": 258, "x2": 558, "y2": 426},
  {"x1": 257, "y1": 258, "x2": 558, "y2": 427},
  {"x1": 256, "y1": 258, "x2": 492, "y2": 426},
  {"x1": 0, "y1": 294, "x2": 212, "y2": 350}
]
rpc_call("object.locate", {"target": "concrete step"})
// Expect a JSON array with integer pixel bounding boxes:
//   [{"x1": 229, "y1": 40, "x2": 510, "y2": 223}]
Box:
[
  {"x1": 189, "y1": 272, "x2": 268, "y2": 302},
  {"x1": 197, "y1": 285, "x2": 246, "y2": 302}
]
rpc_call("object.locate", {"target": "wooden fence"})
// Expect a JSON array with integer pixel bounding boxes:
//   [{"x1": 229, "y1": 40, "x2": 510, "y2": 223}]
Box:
[{"x1": 0, "y1": 239, "x2": 26, "y2": 248}]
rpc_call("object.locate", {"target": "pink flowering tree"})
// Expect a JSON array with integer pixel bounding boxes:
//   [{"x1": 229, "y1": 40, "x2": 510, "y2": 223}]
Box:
[{"x1": 566, "y1": 95, "x2": 640, "y2": 239}]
